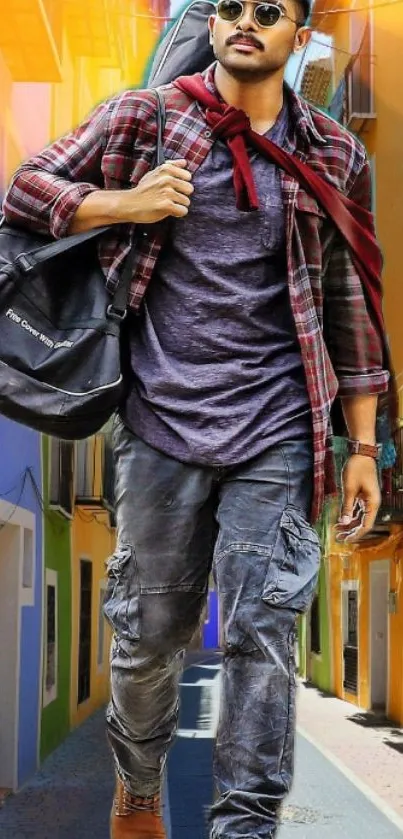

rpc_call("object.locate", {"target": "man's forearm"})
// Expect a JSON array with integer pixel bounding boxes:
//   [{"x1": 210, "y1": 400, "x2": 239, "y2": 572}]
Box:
[
  {"x1": 341, "y1": 394, "x2": 378, "y2": 444},
  {"x1": 67, "y1": 189, "x2": 138, "y2": 234}
]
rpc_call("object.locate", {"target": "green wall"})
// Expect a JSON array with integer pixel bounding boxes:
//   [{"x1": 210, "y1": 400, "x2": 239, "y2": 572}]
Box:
[
  {"x1": 298, "y1": 501, "x2": 332, "y2": 692},
  {"x1": 40, "y1": 437, "x2": 72, "y2": 761}
]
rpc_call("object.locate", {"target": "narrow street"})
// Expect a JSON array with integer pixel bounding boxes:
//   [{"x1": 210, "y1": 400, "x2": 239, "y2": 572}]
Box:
[{"x1": 1, "y1": 653, "x2": 402, "y2": 839}]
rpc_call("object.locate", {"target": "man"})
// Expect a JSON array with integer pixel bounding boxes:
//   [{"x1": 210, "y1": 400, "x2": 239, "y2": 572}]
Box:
[{"x1": 2, "y1": 0, "x2": 389, "y2": 836}]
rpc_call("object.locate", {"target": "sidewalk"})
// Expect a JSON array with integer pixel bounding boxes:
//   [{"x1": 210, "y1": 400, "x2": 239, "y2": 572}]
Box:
[
  {"x1": 0, "y1": 654, "x2": 402, "y2": 838},
  {"x1": 296, "y1": 680, "x2": 403, "y2": 822}
]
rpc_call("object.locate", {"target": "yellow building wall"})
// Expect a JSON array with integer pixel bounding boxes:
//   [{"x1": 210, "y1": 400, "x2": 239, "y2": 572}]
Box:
[
  {"x1": 70, "y1": 437, "x2": 115, "y2": 728},
  {"x1": 313, "y1": 0, "x2": 403, "y2": 726},
  {"x1": 329, "y1": 515, "x2": 403, "y2": 725},
  {"x1": 0, "y1": 0, "x2": 167, "y2": 184},
  {"x1": 316, "y1": 1, "x2": 403, "y2": 400}
]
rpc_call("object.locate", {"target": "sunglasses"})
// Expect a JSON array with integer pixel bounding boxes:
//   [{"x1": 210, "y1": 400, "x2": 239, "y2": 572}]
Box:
[{"x1": 216, "y1": 0, "x2": 301, "y2": 27}]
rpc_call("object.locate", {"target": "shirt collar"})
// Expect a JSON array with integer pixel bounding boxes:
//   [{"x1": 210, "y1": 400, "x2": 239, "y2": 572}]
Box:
[{"x1": 201, "y1": 63, "x2": 327, "y2": 147}]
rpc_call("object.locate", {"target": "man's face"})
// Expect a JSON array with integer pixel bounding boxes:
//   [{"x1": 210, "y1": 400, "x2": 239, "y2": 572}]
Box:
[{"x1": 208, "y1": 0, "x2": 311, "y2": 82}]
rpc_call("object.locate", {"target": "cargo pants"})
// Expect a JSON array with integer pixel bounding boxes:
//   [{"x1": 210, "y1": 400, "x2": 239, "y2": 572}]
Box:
[{"x1": 103, "y1": 417, "x2": 320, "y2": 838}]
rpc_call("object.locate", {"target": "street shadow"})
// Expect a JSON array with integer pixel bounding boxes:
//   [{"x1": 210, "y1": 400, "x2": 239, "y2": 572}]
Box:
[
  {"x1": 347, "y1": 711, "x2": 396, "y2": 729},
  {"x1": 300, "y1": 681, "x2": 335, "y2": 699}
]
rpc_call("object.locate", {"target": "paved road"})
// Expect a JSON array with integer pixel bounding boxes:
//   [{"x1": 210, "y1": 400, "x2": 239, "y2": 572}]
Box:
[{"x1": 0, "y1": 653, "x2": 402, "y2": 838}]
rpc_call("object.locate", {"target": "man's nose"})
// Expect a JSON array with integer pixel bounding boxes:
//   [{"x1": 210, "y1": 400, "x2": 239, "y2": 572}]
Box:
[{"x1": 236, "y1": 3, "x2": 259, "y2": 29}]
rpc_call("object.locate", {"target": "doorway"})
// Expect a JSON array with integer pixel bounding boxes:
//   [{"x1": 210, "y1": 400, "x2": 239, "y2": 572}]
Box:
[
  {"x1": 370, "y1": 560, "x2": 389, "y2": 711},
  {"x1": 0, "y1": 523, "x2": 21, "y2": 790},
  {"x1": 342, "y1": 582, "x2": 359, "y2": 697},
  {"x1": 78, "y1": 559, "x2": 92, "y2": 705}
]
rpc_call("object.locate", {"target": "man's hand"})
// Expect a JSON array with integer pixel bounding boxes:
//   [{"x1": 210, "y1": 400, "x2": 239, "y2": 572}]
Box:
[
  {"x1": 67, "y1": 160, "x2": 194, "y2": 234},
  {"x1": 120, "y1": 159, "x2": 194, "y2": 224},
  {"x1": 336, "y1": 455, "x2": 381, "y2": 542}
]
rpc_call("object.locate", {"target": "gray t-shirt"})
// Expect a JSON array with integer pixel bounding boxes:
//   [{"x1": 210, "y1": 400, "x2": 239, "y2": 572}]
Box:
[{"x1": 123, "y1": 102, "x2": 311, "y2": 466}]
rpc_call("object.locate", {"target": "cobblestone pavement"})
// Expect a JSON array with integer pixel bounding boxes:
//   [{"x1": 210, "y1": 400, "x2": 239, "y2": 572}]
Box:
[{"x1": 0, "y1": 653, "x2": 402, "y2": 838}]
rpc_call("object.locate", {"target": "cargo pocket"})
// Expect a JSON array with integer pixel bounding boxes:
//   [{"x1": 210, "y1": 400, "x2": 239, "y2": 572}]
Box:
[
  {"x1": 103, "y1": 545, "x2": 141, "y2": 641},
  {"x1": 262, "y1": 505, "x2": 320, "y2": 613}
]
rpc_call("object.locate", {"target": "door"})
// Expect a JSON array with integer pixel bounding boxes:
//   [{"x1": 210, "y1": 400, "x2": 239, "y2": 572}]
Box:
[
  {"x1": 342, "y1": 584, "x2": 359, "y2": 696},
  {"x1": 370, "y1": 561, "x2": 389, "y2": 710},
  {"x1": 0, "y1": 523, "x2": 21, "y2": 790}
]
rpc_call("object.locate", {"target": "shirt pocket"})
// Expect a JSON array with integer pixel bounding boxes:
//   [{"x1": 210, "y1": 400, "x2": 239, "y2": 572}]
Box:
[
  {"x1": 261, "y1": 171, "x2": 286, "y2": 252},
  {"x1": 295, "y1": 189, "x2": 327, "y2": 222}
]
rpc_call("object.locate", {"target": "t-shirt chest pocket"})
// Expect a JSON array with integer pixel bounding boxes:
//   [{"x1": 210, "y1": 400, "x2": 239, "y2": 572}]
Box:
[{"x1": 261, "y1": 169, "x2": 286, "y2": 252}]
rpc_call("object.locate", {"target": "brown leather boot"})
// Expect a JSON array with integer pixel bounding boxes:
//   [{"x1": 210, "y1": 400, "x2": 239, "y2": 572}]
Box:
[{"x1": 110, "y1": 778, "x2": 166, "y2": 839}]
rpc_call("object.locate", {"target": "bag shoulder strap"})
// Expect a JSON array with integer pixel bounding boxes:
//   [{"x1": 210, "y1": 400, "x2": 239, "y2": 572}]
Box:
[{"x1": 108, "y1": 88, "x2": 166, "y2": 319}]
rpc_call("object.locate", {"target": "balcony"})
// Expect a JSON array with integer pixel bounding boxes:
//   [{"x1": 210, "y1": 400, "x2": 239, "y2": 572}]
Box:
[
  {"x1": 75, "y1": 438, "x2": 98, "y2": 506},
  {"x1": 49, "y1": 439, "x2": 74, "y2": 517},
  {"x1": 75, "y1": 436, "x2": 115, "y2": 522},
  {"x1": 328, "y1": 76, "x2": 345, "y2": 124},
  {"x1": 345, "y1": 17, "x2": 376, "y2": 133}
]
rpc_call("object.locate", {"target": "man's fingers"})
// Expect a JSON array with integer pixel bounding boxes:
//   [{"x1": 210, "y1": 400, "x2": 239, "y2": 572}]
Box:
[
  {"x1": 161, "y1": 160, "x2": 193, "y2": 181},
  {"x1": 339, "y1": 489, "x2": 356, "y2": 524}
]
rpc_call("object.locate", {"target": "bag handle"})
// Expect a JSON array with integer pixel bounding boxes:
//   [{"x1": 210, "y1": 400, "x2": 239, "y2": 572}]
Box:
[{"x1": 15, "y1": 88, "x2": 167, "y2": 320}]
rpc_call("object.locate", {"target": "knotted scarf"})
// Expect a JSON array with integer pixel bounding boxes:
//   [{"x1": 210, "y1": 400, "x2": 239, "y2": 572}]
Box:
[{"x1": 173, "y1": 73, "x2": 397, "y2": 433}]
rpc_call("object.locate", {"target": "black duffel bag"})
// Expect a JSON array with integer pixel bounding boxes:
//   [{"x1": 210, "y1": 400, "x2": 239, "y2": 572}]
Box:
[{"x1": 0, "y1": 90, "x2": 165, "y2": 440}]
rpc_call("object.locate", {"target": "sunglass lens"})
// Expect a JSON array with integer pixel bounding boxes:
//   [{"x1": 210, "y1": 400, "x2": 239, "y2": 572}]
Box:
[
  {"x1": 255, "y1": 3, "x2": 281, "y2": 25},
  {"x1": 217, "y1": 0, "x2": 243, "y2": 20}
]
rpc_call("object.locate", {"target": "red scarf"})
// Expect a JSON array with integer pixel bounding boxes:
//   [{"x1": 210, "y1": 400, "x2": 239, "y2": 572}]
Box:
[{"x1": 173, "y1": 73, "x2": 397, "y2": 433}]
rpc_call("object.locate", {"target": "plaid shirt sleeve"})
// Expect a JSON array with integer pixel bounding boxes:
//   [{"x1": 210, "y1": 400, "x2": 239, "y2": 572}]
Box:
[
  {"x1": 323, "y1": 155, "x2": 389, "y2": 396},
  {"x1": 2, "y1": 98, "x2": 114, "y2": 239}
]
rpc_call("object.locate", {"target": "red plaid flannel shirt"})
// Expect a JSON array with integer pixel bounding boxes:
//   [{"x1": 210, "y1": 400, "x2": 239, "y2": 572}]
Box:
[{"x1": 2, "y1": 65, "x2": 389, "y2": 522}]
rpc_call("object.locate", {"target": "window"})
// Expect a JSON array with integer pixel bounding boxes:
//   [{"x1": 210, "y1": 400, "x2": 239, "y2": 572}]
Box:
[
  {"x1": 342, "y1": 583, "x2": 359, "y2": 696},
  {"x1": 22, "y1": 528, "x2": 34, "y2": 589},
  {"x1": 78, "y1": 560, "x2": 92, "y2": 705},
  {"x1": 75, "y1": 439, "x2": 95, "y2": 502},
  {"x1": 49, "y1": 439, "x2": 74, "y2": 516},
  {"x1": 20, "y1": 526, "x2": 35, "y2": 607},
  {"x1": 310, "y1": 594, "x2": 321, "y2": 655},
  {"x1": 346, "y1": 11, "x2": 375, "y2": 128},
  {"x1": 43, "y1": 569, "x2": 58, "y2": 707},
  {"x1": 97, "y1": 582, "x2": 107, "y2": 671}
]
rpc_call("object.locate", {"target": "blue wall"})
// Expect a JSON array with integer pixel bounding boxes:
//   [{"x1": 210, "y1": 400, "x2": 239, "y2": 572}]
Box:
[
  {"x1": 203, "y1": 590, "x2": 219, "y2": 649},
  {"x1": 0, "y1": 418, "x2": 43, "y2": 786}
]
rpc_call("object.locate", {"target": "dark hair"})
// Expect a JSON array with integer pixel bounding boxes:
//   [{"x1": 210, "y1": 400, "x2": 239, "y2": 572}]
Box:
[{"x1": 297, "y1": 0, "x2": 311, "y2": 23}]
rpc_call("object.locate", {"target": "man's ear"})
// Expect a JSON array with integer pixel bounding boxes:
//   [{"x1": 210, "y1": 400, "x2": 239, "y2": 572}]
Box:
[{"x1": 294, "y1": 25, "x2": 311, "y2": 53}]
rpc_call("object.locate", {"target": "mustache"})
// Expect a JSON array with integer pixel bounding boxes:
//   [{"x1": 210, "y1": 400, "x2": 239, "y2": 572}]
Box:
[{"x1": 226, "y1": 33, "x2": 264, "y2": 49}]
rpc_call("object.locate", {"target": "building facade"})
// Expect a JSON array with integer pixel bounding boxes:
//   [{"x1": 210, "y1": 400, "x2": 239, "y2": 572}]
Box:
[
  {"x1": 0, "y1": 418, "x2": 43, "y2": 790},
  {"x1": 0, "y1": 0, "x2": 171, "y2": 787},
  {"x1": 299, "y1": 0, "x2": 403, "y2": 725}
]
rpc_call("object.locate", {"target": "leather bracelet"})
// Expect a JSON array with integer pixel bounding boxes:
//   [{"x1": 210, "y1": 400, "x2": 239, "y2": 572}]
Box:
[{"x1": 347, "y1": 439, "x2": 381, "y2": 460}]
